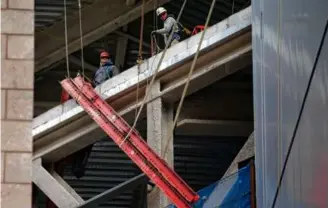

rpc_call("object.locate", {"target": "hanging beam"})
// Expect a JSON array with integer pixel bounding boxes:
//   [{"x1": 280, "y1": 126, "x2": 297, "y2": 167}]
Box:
[
  {"x1": 78, "y1": 174, "x2": 148, "y2": 208},
  {"x1": 69, "y1": 55, "x2": 98, "y2": 72}
]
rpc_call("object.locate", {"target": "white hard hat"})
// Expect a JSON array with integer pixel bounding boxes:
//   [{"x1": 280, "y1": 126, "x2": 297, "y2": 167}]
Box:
[{"x1": 156, "y1": 7, "x2": 167, "y2": 16}]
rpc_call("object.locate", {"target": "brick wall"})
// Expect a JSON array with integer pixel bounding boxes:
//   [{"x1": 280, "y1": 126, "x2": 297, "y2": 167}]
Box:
[{"x1": 1, "y1": 0, "x2": 34, "y2": 207}]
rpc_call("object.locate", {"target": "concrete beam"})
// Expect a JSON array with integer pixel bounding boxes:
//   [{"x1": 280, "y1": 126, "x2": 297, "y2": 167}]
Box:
[
  {"x1": 34, "y1": 101, "x2": 59, "y2": 108},
  {"x1": 35, "y1": 0, "x2": 170, "y2": 72},
  {"x1": 33, "y1": 44, "x2": 251, "y2": 162},
  {"x1": 223, "y1": 132, "x2": 254, "y2": 177},
  {"x1": 114, "y1": 30, "x2": 151, "y2": 48},
  {"x1": 69, "y1": 55, "x2": 98, "y2": 72},
  {"x1": 32, "y1": 158, "x2": 84, "y2": 208},
  {"x1": 147, "y1": 82, "x2": 173, "y2": 208},
  {"x1": 32, "y1": 7, "x2": 252, "y2": 162},
  {"x1": 175, "y1": 119, "x2": 253, "y2": 137}
]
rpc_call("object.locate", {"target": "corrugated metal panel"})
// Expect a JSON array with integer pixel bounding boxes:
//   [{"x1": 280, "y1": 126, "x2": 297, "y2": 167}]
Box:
[
  {"x1": 253, "y1": 0, "x2": 328, "y2": 207},
  {"x1": 35, "y1": 0, "x2": 93, "y2": 29},
  {"x1": 174, "y1": 135, "x2": 247, "y2": 191},
  {"x1": 63, "y1": 138, "x2": 140, "y2": 208}
]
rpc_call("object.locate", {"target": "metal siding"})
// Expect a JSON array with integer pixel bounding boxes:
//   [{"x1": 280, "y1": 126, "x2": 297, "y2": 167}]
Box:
[
  {"x1": 252, "y1": 0, "x2": 328, "y2": 207},
  {"x1": 174, "y1": 135, "x2": 247, "y2": 191},
  {"x1": 63, "y1": 139, "x2": 139, "y2": 208}
]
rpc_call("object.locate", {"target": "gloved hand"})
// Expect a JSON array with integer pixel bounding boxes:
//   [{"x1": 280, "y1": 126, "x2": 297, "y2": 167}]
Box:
[{"x1": 151, "y1": 31, "x2": 157, "y2": 36}]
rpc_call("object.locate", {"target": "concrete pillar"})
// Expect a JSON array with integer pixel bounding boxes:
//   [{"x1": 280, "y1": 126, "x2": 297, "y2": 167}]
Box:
[
  {"x1": 1, "y1": 0, "x2": 34, "y2": 207},
  {"x1": 147, "y1": 82, "x2": 174, "y2": 208},
  {"x1": 115, "y1": 26, "x2": 128, "y2": 73}
]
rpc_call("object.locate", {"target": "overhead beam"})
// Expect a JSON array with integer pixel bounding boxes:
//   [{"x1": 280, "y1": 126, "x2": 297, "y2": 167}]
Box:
[
  {"x1": 32, "y1": 158, "x2": 84, "y2": 208},
  {"x1": 35, "y1": 0, "x2": 170, "y2": 72},
  {"x1": 34, "y1": 101, "x2": 59, "y2": 108},
  {"x1": 78, "y1": 174, "x2": 148, "y2": 208},
  {"x1": 175, "y1": 119, "x2": 253, "y2": 137},
  {"x1": 114, "y1": 30, "x2": 151, "y2": 48},
  {"x1": 69, "y1": 55, "x2": 98, "y2": 72}
]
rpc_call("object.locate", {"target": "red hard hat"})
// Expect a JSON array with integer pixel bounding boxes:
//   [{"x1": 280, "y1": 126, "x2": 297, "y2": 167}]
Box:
[{"x1": 100, "y1": 51, "x2": 109, "y2": 58}]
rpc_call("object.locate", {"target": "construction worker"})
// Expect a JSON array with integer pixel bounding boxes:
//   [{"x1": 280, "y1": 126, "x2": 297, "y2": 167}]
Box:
[
  {"x1": 152, "y1": 7, "x2": 184, "y2": 47},
  {"x1": 93, "y1": 51, "x2": 119, "y2": 86}
]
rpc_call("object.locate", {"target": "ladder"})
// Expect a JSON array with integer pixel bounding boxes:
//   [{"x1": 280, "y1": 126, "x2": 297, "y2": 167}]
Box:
[{"x1": 60, "y1": 75, "x2": 199, "y2": 208}]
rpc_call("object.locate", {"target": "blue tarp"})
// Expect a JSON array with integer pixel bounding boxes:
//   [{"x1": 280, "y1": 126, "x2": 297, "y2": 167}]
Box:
[
  {"x1": 166, "y1": 164, "x2": 251, "y2": 208},
  {"x1": 216, "y1": 165, "x2": 251, "y2": 208}
]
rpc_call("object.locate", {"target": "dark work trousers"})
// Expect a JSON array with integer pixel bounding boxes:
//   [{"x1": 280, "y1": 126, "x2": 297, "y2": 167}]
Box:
[{"x1": 71, "y1": 144, "x2": 94, "y2": 178}]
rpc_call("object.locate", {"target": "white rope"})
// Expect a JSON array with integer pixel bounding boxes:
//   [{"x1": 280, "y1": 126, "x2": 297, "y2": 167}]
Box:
[
  {"x1": 162, "y1": 0, "x2": 217, "y2": 158},
  {"x1": 64, "y1": 0, "x2": 70, "y2": 77},
  {"x1": 119, "y1": 0, "x2": 189, "y2": 147},
  {"x1": 77, "y1": 0, "x2": 85, "y2": 78}
]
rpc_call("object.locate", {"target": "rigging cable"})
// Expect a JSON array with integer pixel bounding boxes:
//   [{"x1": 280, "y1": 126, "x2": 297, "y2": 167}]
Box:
[
  {"x1": 270, "y1": 20, "x2": 328, "y2": 208},
  {"x1": 119, "y1": 0, "x2": 189, "y2": 147},
  {"x1": 162, "y1": 0, "x2": 216, "y2": 158},
  {"x1": 147, "y1": 0, "x2": 216, "y2": 203},
  {"x1": 77, "y1": 0, "x2": 85, "y2": 79},
  {"x1": 64, "y1": 0, "x2": 70, "y2": 77},
  {"x1": 135, "y1": 0, "x2": 146, "y2": 119}
]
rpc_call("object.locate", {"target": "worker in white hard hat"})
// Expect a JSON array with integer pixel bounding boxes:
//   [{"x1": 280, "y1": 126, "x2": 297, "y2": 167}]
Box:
[{"x1": 152, "y1": 7, "x2": 181, "y2": 47}]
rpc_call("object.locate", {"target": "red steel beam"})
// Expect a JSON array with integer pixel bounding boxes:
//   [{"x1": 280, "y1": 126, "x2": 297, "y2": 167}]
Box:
[
  {"x1": 60, "y1": 78, "x2": 192, "y2": 208},
  {"x1": 73, "y1": 76, "x2": 199, "y2": 203}
]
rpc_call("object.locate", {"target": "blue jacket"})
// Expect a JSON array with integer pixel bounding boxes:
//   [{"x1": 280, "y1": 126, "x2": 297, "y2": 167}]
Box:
[{"x1": 94, "y1": 60, "x2": 114, "y2": 86}]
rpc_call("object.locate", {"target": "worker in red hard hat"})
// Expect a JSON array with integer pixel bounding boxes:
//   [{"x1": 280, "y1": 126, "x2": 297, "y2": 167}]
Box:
[
  {"x1": 152, "y1": 7, "x2": 186, "y2": 47},
  {"x1": 93, "y1": 51, "x2": 119, "y2": 86}
]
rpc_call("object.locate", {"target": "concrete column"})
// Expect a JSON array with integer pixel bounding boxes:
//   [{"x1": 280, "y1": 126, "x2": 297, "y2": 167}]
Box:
[
  {"x1": 1, "y1": 0, "x2": 34, "y2": 207},
  {"x1": 115, "y1": 26, "x2": 128, "y2": 72},
  {"x1": 147, "y1": 82, "x2": 174, "y2": 208}
]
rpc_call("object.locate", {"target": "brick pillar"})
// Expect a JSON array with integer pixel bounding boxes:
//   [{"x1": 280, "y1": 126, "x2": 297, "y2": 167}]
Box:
[{"x1": 1, "y1": 0, "x2": 34, "y2": 208}]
